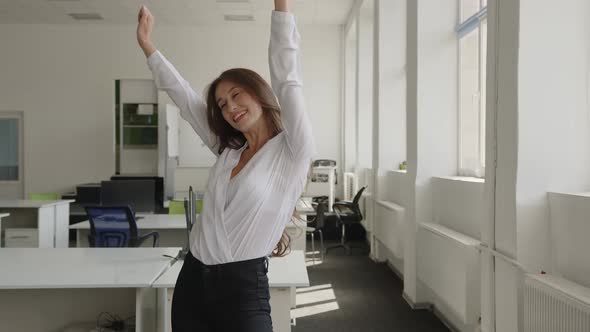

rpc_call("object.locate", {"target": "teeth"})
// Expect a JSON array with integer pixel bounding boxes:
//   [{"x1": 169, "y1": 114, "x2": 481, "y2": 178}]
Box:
[{"x1": 233, "y1": 111, "x2": 246, "y2": 122}]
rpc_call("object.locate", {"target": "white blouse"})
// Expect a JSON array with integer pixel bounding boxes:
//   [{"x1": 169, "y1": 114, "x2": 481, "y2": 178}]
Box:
[{"x1": 147, "y1": 10, "x2": 316, "y2": 265}]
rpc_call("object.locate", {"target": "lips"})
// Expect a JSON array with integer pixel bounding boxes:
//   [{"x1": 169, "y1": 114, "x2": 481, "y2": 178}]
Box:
[{"x1": 233, "y1": 111, "x2": 247, "y2": 123}]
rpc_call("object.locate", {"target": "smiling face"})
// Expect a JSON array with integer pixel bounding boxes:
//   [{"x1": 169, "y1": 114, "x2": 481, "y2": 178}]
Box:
[{"x1": 215, "y1": 80, "x2": 265, "y2": 133}]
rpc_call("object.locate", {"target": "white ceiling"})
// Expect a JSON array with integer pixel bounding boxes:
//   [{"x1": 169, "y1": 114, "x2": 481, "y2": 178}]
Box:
[{"x1": 0, "y1": 0, "x2": 355, "y2": 26}]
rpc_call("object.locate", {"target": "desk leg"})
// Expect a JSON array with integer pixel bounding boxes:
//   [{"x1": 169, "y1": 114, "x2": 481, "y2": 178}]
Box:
[
  {"x1": 270, "y1": 287, "x2": 292, "y2": 332},
  {"x1": 76, "y1": 229, "x2": 82, "y2": 247},
  {"x1": 76, "y1": 229, "x2": 90, "y2": 247},
  {"x1": 157, "y1": 288, "x2": 172, "y2": 332},
  {"x1": 291, "y1": 287, "x2": 297, "y2": 308},
  {"x1": 136, "y1": 288, "x2": 158, "y2": 332}
]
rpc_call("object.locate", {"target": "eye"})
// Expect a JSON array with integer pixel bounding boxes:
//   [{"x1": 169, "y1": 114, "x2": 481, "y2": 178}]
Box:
[
  {"x1": 219, "y1": 103, "x2": 226, "y2": 109},
  {"x1": 233, "y1": 92, "x2": 240, "y2": 98}
]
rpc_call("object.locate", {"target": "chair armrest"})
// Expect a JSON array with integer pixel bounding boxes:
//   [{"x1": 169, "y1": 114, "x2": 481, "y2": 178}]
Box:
[
  {"x1": 333, "y1": 201, "x2": 354, "y2": 207},
  {"x1": 137, "y1": 231, "x2": 160, "y2": 247},
  {"x1": 332, "y1": 201, "x2": 355, "y2": 212}
]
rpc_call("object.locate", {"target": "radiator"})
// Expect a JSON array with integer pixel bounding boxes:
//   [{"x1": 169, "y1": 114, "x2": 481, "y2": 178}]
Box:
[
  {"x1": 417, "y1": 222, "x2": 481, "y2": 325},
  {"x1": 374, "y1": 200, "x2": 405, "y2": 259},
  {"x1": 343, "y1": 172, "x2": 357, "y2": 201},
  {"x1": 524, "y1": 274, "x2": 590, "y2": 332}
]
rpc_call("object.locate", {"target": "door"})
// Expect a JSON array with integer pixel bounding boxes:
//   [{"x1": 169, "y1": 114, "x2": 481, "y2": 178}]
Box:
[{"x1": 0, "y1": 111, "x2": 24, "y2": 199}]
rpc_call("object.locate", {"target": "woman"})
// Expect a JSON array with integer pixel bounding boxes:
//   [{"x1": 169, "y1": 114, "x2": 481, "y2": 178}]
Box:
[{"x1": 136, "y1": 0, "x2": 315, "y2": 330}]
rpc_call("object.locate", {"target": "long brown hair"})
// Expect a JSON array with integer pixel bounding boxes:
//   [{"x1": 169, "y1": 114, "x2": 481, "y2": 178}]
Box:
[{"x1": 205, "y1": 68, "x2": 291, "y2": 257}]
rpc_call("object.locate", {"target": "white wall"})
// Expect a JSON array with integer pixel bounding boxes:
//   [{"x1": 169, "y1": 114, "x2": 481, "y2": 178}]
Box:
[
  {"x1": 378, "y1": 0, "x2": 406, "y2": 172},
  {"x1": 517, "y1": 0, "x2": 590, "y2": 275},
  {"x1": 0, "y1": 22, "x2": 342, "y2": 196},
  {"x1": 357, "y1": 2, "x2": 374, "y2": 169},
  {"x1": 344, "y1": 21, "x2": 358, "y2": 172},
  {"x1": 432, "y1": 177, "x2": 484, "y2": 240},
  {"x1": 413, "y1": 0, "x2": 459, "y2": 304},
  {"x1": 548, "y1": 192, "x2": 590, "y2": 288}
]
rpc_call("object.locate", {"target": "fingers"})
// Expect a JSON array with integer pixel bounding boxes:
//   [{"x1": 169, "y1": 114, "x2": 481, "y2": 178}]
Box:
[{"x1": 138, "y1": 5, "x2": 152, "y2": 24}]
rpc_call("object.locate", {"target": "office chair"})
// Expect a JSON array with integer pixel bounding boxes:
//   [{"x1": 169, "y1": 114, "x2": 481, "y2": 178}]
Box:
[
  {"x1": 325, "y1": 186, "x2": 367, "y2": 255},
  {"x1": 306, "y1": 202, "x2": 327, "y2": 266},
  {"x1": 85, "y1": 206, "x2": 160, "y2": 247}
]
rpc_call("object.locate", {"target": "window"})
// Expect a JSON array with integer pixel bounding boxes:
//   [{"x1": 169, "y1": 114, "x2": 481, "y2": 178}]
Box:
[
  {"x1": 0, "y1": 118, "x2": 19, "y2": 181},
  {"x1": 458, "y1": 1, "x2": 487, "y2": 177}
]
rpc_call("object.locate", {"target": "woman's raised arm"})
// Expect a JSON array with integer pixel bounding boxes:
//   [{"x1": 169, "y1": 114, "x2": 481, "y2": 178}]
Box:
[
  {"x1": 136, "y1": 6, "x2": 219, "y2": 156},
  {"x1": 269, "y1": 0, "x2": 316, "y2": 160}
]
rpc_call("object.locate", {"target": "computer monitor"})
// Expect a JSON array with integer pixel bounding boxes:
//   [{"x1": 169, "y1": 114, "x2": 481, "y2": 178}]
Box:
[
  {"x1": 110, "y1": 175, "x2": 164, "y2": 208},
  {"x1": 100, "y1": 180, "x2": 156, "y2": 213}
]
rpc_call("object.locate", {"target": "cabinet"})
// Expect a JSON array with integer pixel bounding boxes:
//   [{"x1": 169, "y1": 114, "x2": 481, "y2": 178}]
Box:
[{"x1": 115, "y1": 79, "x2": 159, "y2": 175}]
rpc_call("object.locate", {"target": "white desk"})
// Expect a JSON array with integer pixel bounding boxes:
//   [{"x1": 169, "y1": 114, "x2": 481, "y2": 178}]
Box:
[
  {"x1": 0, "y1": 213, "x2": 8, "y2": 247},
  {"x1": 152, "y1": 250, "x2": 309, "y2": 332},
  {"x1": 72, "y1": 214, "x2": 307, "y2": 250},
  {"x1": 0, "y1": 247, "x2": 179, "y2": 332},
  {"x1": 0, "y1": 200, "x2": 73, "y2": 248}
]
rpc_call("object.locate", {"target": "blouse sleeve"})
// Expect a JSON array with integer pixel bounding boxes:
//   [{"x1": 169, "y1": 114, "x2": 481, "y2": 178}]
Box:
[
  {"x1": 268, "y1": 11, "x2": 316, "y2": 160},
  {"x1": 147, "y1": 51, "x2": 219, "y2": 156}
]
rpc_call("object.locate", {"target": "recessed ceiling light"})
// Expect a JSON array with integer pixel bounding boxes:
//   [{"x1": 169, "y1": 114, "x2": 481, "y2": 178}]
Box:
[
  {"x1": 224, "y1": 14, "x2": 254, "y2": 22},
  {"x1": 68, "y1": 13, "x2": 104, "y2": 20},
  {"x1": 216, "y1": 0, "x2": 250, "y2": 3}
]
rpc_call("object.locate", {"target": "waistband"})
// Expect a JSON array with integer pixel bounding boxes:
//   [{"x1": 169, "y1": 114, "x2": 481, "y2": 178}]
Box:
[{"x1": 188, "y1": 252, "x2": 269, "y2": 273}]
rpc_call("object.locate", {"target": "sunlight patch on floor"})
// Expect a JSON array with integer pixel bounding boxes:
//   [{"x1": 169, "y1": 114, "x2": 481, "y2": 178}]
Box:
[
  {"x1": 291, "y1": 283, "x2": 340, "y2": 319},
  {"x1": 291, "y1": 301, "x2": 340, "y2": 319},
  {"x1": 305, "y1": 250, "x2": 324, "y2": 266}
]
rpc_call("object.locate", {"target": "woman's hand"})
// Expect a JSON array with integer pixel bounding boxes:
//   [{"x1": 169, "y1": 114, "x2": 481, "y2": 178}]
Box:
[
  {"x1": 137, "y1": 5, "x2": 156, "y2": 57},
  {"x1": 274, "y1": 0, "x2": 290, "y2": 12}
]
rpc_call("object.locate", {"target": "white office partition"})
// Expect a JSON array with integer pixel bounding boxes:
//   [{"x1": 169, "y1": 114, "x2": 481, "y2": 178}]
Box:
[
  {"x1": 54, "y1": 203, "x2": 70, "y2": 248},
  {"x1": 37, "y1": 206, "x2": 55, "y2": 248}
]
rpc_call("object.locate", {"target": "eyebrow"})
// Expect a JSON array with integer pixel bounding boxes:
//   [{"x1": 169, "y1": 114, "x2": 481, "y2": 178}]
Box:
[{"x1": 216, "y1": 86, "x2": 239, "y2": 106}]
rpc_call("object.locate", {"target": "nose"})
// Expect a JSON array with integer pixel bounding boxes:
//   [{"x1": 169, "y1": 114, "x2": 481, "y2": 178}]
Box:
[{"x1": 226, "y1": 99, "x2": 239, "y2": 112}]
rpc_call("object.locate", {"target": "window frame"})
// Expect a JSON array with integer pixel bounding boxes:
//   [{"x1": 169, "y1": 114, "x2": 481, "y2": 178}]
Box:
[{"x1": 457, "y1": 1, "x2": 487, "y2": 178}]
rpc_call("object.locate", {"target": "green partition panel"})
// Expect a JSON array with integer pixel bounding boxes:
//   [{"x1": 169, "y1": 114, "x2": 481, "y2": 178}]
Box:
[{"x1": 29, "y1": 193, "x2": 59, "y2": 200}]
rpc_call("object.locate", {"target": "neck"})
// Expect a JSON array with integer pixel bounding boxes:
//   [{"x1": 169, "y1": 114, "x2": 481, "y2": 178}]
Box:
[{"x1": 242, "y1": 122, "x2": 272, "y2": 153}]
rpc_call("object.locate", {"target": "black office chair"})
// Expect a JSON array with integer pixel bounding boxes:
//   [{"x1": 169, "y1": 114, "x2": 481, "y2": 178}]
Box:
[
  {"x1": 85, "y1": 206, "x2": 160, "y2": 247},
  {"x1": 306, "y1": 202, "x2": 328, "y2": 265},
  {"x1": 325, "y1": 186, "x2": 367, "y2": 255}
]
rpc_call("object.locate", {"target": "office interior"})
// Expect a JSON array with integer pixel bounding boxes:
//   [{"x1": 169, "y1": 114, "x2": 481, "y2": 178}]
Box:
[{"x1": 1, "y1": 0, "x2": 590, "y2": 331}]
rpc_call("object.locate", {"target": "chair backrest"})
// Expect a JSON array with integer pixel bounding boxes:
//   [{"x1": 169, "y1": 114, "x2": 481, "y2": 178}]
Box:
[
  {"x1": 352, "y1": 186, "x2": 367, "y2": 206},
  {"x1": 168, "y1": 200, "x2": 185, "y2": 215},
  {"x1": 29, "y1": 192, "x2": 59, "y2": 200},
  {"x1": 315, "y1": 203, "x2": 328, "y2": 229},
  {"x1": 85, "y1": 206, "x2": 138, "y2": 247}
]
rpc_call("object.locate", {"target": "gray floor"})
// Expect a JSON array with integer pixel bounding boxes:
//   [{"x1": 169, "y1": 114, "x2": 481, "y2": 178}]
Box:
[{"x1": 292, "y1": 241, "x2": 450, "y2": 332}]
